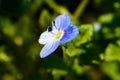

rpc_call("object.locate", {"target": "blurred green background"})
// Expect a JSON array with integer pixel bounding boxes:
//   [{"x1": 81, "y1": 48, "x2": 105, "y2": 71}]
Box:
[{"x1": 0, "y1": 0, "x2": 120, "y2": 80}]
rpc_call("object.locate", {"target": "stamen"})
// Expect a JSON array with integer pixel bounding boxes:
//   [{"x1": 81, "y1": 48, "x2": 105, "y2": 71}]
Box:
[
  {"x1": 54, "y1": 29, "x2": 64, "y2": 41},
  {"x1": 53, "y1": 20, "x2": 57, "y2": 29},
  {"x1": 48, "y1": 26, "x2": 52, "y2": 32}
]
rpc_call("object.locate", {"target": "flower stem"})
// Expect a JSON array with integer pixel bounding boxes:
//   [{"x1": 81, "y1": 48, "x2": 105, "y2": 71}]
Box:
[
  {"x1": 62, "y1": 46, "x2": 74, "y2": 67},
  {"x1": 45, "y1": 0, "x2": 70, "y2": 14},
  {"x1": 73, "y1": 0, "x2": 89, "y2": 21}
]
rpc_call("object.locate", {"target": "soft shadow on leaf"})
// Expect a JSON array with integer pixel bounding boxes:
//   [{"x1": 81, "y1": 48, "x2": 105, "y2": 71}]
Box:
[
  {"x1": 41, "y1": 55, "x2": 67, "y2": 70},
  {"x1": 78, "y1": 44, "x2": 102, "y2": 65}
]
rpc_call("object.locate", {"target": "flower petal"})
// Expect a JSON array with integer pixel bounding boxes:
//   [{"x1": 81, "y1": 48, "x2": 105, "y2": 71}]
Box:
[
  {"x1": 52, "y1": 14, "x2": 70, "y2": 30},
  {"x1": 60, "y1": 24, "x2": 79, "y2": 44},
  {"x1": 40, "y1": 41, "x2": 60, "y2": 58},
  {"x1": 38, "y1": 31, "x2": 54, "y2": 44}
]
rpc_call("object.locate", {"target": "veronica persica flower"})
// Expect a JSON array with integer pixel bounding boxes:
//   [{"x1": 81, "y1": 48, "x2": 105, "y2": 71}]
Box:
[{"x1": 38, "y1": 14, "x2": 79, "y2": 58}]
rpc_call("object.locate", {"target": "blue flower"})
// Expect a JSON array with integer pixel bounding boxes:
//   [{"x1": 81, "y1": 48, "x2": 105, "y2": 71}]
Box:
[{"x1": 38, "y1": 14, "x2": 79, "y2": 58}]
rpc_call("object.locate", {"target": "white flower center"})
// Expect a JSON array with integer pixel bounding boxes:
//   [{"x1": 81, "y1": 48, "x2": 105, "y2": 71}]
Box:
[{"x1": 52, "y1": 29, "x2": 64, "y2": 41}]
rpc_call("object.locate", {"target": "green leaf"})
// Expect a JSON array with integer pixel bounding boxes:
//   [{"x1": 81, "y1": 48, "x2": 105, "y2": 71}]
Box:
[
  {"x1": 51, "y1": 69, "x2": 67, "y2": 80},
  {"x1": 105, "y1": 44, "x2": 120, "y2": 61},
  {"x1": 101, "y1": 61, "x2": 120, "y2": 80},
  {"x1": 116, "y1": 39, "x2": 120, "y2": 47},
  {"x1": 75, "y1": 24, "x2": 94, "y2": 46},
  {"x1": 1, "y1": 18, "x2": 16, "y2": 37},
  {"x1": 98, "y1": 13, "x2": 114, "y2": 24},
  {"x1": 39, "y1": 9, "x2": 52, "y2": 27},
  {"x1": 0, "y1": 46, "x2": 12, "y2": 62},
  {"x1": 72, "y1": 58, "x2": 83, "y2": 75},
  {"x1": 102, "y1": 27, "x2": 115, "y2": 39},
  {"x1": 63, "y1": 43, "x2": 85, "y2": 57},
  {"x1": 115, "y1": 27, "x2": 120, "y2": 37}
]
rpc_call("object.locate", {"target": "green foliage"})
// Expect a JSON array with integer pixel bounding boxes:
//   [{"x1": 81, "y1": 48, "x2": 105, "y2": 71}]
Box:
[
  {"x1": 75, "y1": 24, "x2": 94, "y2": 46},
  {"x1": 0, "y1": 0, "x2": 120, "y2": 80},
  {"x1": 101, "y1": 61, "x2": 120, "y2": 80},
  {"x1": 39, "y1": 9, "x2": 52, "y2": 28},
  {"x1": 98, "y1": 13, "x2": 114, "y2": 23},
  {"x1": 63, "y1": 24, "x2": 93, "y2": 57},
  {"x1": 105, "y1": 44, "x2": 120, "y2": 61}
]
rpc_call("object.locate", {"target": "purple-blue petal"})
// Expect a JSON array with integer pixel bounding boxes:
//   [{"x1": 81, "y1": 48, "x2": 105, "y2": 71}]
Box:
[
  {"x1": 60, "y1": 24, "x2": 79, "y2": 44},
  {"x1": 52, "y1": 14, "x2": 70, "y2": 30},
  {"x1": 40, "y1": 41, "x2": 60, "y2": 58}
]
